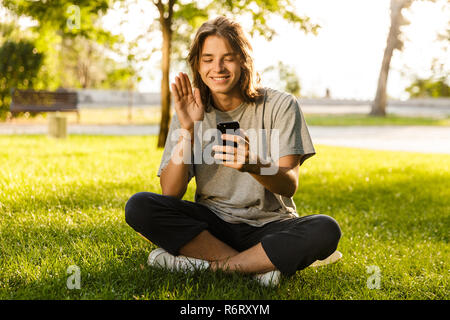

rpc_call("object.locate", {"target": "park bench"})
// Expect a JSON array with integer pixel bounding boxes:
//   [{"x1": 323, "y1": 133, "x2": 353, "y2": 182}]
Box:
[{"x1": 10, "y1": 89, "x2": 80, "y2": 123}]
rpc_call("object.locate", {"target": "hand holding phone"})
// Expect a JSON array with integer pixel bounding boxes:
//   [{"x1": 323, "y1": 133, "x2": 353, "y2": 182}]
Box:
[
  {"x1": 214, "y1": 121, "x2": 260, "y2": 173},
  {"x1": 217, "y1": 121, "x2": 240, "y2": 148}
]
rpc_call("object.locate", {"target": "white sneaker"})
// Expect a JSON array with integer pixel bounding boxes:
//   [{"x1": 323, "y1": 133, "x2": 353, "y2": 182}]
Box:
[
  {"x1": 147, "y1": 248, "x2": 210, "y2": 272},
  {"x1": 253, "y1": 270, "x2": 281, "y2": 287},
  {"x1": 309, "y1": 250, "x2": 342, "y2": 268}
]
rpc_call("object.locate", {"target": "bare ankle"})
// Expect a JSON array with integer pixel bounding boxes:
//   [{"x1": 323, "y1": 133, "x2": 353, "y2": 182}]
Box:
[{"x1": 178, "y1": 230, "x2": 239, "y2": 262}]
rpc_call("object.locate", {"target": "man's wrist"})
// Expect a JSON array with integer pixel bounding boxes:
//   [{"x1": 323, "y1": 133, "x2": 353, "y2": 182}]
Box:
[
  {"x1": 248, "y1": 156, "x2": 279, "y2": 176},
  {"x1": 179, "y1": 128, "x2": 194, "y2": 147},
  {"x1": 245, "y1": 156, "x2": 269, "y2": 175},
  {"x1": 247, "y1": 164, "x2": 261, "y2": 175}
]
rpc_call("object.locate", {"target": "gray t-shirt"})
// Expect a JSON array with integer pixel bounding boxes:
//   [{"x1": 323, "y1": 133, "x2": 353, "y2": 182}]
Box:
[{"x1": 157, "y1": 88, "x2": 315, "y2": 227}]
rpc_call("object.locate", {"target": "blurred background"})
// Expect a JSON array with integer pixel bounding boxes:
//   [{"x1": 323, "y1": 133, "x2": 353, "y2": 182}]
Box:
[{"x1": 0, "y1": 0, "x2": 449, "y2": 146}]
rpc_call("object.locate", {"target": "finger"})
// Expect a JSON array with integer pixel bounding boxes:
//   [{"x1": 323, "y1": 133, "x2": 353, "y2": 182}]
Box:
[
  {"x1": 214, "y1": 152, "x2": 236, "y2": 162},
  {"x1": 175, "y1": 76, "x2": 184, "y2": 97},
  {"x1": 179, "y1": 72, "x2": 188, "y2": 96},
  {"x1": 236, "y1": 145, "x2": 247, "y2": 157},
  {"x1": 171, "y1": 83, "x2": 180, "y2": 102},
  {"x1": 222, "y1": 134, "x2": 245, "y2": 145},
  {"x1": 213, "y1": 145, "x2": 235, "y2": 154},
  {"x1": 183, "y1": 73, "x2": 193, "y2": 96},
  {"x1": 226, "y1": 145, "x2": 238, "y2": 155}
]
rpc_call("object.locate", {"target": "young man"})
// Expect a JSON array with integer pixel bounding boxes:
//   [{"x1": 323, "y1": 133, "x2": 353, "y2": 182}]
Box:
[{"x1": 125, "y1": 16, "x2": 342, "y2": 286}]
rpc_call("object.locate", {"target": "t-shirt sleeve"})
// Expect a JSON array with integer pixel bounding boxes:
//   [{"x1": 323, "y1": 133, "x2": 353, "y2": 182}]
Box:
[
  {"x1": 156, "y1": 113, "x2": 195, "y2": 182},
  {"x1": 271, "y1": 94, "x2": 315, "y2": 166}
]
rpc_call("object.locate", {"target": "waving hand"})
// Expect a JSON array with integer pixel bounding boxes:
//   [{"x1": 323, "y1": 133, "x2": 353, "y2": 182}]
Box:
[{"x1": 171, "y1": 72, "x2": 204, "y2": 132}]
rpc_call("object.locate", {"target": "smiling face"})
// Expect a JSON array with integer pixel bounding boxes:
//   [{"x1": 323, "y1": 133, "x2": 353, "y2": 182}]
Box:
[{"x1": 198, "y1": 35, "x2": 242, "y2": 99}]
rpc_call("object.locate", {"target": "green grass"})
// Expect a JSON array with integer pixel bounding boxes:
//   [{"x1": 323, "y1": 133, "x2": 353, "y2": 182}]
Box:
[
  {"x1": 0, "y1": 135, "x2": 448, "y2": 299},
  {"x1": 6, "y1": 108, "x2": 450, "y2": 126},
  {"x1": 7, "y1": 106, "x2": 162, "y2": 125},
  {"x1": 304, "y1": 114, "x2": 450, "y2": 126}
]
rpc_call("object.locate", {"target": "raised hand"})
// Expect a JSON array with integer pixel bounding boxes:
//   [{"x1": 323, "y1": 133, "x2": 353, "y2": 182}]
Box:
[{"x1": 171, "y1": 72, "x2": 204, "y2": 132}]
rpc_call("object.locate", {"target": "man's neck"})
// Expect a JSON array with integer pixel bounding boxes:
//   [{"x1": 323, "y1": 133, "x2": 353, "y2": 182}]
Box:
[{"x1": 211, "y1": 90, "x2": 244, "y2": 112}]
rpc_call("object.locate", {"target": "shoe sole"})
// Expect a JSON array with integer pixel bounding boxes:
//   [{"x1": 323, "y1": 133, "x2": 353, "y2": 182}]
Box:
[{"x1": 309, "y1": 250, "x2": 342, "y2": 268}]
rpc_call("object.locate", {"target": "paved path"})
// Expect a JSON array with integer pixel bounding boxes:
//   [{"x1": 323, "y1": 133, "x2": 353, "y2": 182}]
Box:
[
  {"x1": 300, "y1": 104, "x2": 450, "y2": 118},
  {"x1": 1, "y1": 123, "x2": 449, "y2": 154},
  {"x1": 308, "y1": 126, "x2": 449, "y2": 154}
]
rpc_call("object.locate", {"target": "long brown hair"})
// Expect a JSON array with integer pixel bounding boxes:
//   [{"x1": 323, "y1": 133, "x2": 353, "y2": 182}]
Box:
[{"x1": 188, "y1": 16, "x2": 262, "y2": 109}]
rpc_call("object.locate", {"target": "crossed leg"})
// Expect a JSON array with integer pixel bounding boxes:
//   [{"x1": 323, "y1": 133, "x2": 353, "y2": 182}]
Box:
[
  {"x1": 139, "y1": 229, "x2": 275, "y2": 274},
  {"x1": 178, "y1": 230, "x2": 276, "y2": 274}
]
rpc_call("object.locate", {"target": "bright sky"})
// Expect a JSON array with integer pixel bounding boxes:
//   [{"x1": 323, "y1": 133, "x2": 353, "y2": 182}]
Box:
[
  {"x1": 266, "y1": 0, "x2": 449, "y2": 100},
  {"x1": 11, "y1": 0, "x2": 450, "y2": 100}
]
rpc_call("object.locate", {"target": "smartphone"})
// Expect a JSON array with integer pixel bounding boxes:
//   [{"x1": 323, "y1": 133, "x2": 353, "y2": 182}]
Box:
[{"x1": 217, "y1": 121, "x2": 240, "y2": 148}]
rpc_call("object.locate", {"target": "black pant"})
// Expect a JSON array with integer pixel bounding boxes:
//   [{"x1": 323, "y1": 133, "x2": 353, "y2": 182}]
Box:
[{"x1": 125, "y1": 192, "x2": 341, "y2": 276}]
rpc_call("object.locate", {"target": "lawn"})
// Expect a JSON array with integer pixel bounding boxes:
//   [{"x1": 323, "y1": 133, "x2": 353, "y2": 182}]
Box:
[
  {"x1": 7, "y1": 106, "x2": 162, "y2": 125},
  {"x1": 6, "y1": 107, "x2": 450, "y2": 126},
  {"x1": 0, "y1": 135, "x2": 448, "y2": 299},
  {"x1": 304, "y1": 114, "x2": 450, "y2": 126}
]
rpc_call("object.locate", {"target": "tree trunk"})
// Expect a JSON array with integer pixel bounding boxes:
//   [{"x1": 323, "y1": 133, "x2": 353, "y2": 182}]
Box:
[
  {"x1": 155, "y1": 0, "x2": 175, "y2": 148},
  {"x1": 158, "y1": 19, "x2": 172, "y2": 148},
  {"x1": 371, "y1": 0, "x2": 410, "y2": 116},
  {"x1": 371, "y1": 41, "x2": 394, "y2": 116}
]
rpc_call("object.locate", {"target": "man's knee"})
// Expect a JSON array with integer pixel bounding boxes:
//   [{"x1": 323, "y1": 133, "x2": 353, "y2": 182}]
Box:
[
  {"x1": 124, "y1": 191, "x2": 158, "y2": 229},
  {"x1": 317, "y1": 214, "x2": 341, "y2": 241},
  {"x1": 314, "y1": 214, "x2": 341, "y2": 257}
]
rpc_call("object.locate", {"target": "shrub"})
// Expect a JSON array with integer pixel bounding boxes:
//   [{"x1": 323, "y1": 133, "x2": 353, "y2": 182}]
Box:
[{"x1": 0, "y1": 40, "x2": 44, "y2": 119}]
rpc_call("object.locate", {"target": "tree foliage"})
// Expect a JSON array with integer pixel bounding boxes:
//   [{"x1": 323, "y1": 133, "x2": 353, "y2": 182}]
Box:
[
  {"x1": 405, "y1": 25, "x2": 449, "y2": 98},
  {"x1": 263, "y1": 61, "x2": 301, "y2": 96},
  {"x1": 405, "y1": 77, "x2": 450, "y2": 98},
  {"x1": 0, "y1": 40, "x2": 44, "y2": 118},
  {"x1": 2, "y1": 0, "x2": 111, "y2": 40},
  {"x1": 405, "y1": 59, "x2": 450, "y2": 98},
  {"x1": 59, "y1": 36, "x2": 139, "y2": 89},
  {"x1": 212, "y1": 0, "x2": 320, "y2": 40},
  {"x1": 1, "y1": 0, "x2": 129, "y2": 91}
]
